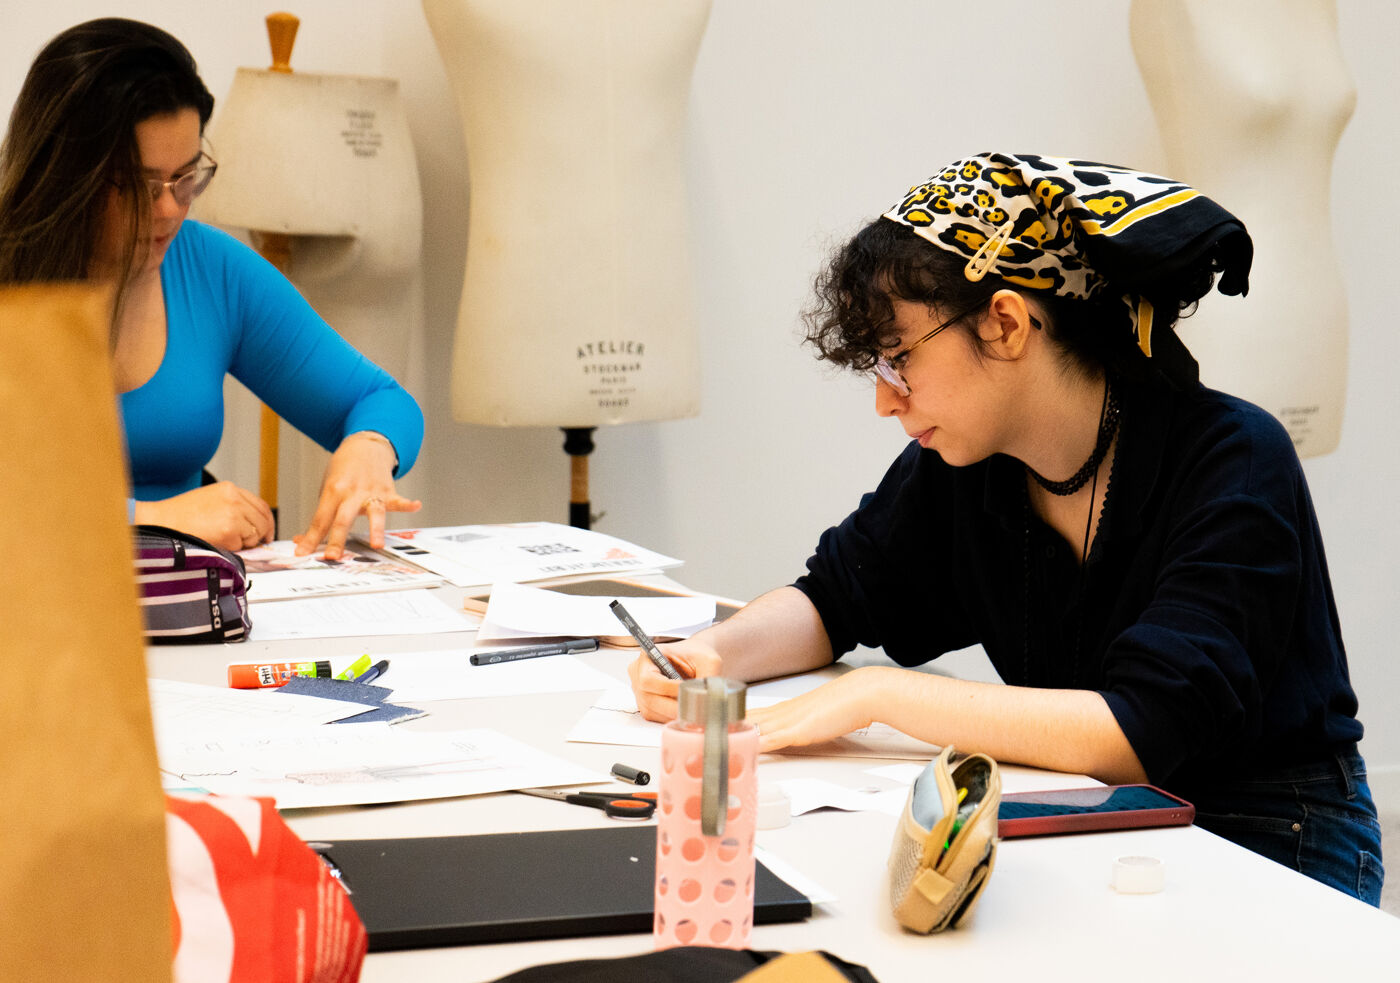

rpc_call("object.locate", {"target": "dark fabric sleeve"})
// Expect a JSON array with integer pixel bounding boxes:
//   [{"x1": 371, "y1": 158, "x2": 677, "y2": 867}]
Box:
[
  {"x1": 1097, "y1": 403, "x2": 1313, "y2": 783},
  {"x1": 792, "y1": 442, "x2": 978, "y2": 663}
]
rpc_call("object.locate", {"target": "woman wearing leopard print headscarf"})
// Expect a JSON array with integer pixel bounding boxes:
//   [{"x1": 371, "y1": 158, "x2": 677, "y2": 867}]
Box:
[{"x1": 628, "y1": 153, "x2": 1382, "y2": 904}]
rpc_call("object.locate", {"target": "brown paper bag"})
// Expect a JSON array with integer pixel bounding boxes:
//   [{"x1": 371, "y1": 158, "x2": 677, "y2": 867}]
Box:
[{"x1": 0, "y1": 284, "x2": 172, "y2": 980}]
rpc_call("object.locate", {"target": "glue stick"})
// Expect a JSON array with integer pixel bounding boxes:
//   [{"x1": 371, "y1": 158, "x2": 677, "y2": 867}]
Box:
[{"x1": 227, "y1": 660, "x2": 333, "y2": 689}]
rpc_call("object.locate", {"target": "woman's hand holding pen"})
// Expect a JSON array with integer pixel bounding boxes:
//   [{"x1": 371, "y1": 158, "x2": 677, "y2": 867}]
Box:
[
  {"x1": 627, "y1": 587, "x2": 839, "y2": 727},
  {"x1": 294, "y1": 431, "x2": 421, "y2": 560},
  {"x1": 628, "y1": 640, "x2": 882, "y2": 752},
  {"x1": 627, "y1": 640, "x2": 721, "y2": 722}
]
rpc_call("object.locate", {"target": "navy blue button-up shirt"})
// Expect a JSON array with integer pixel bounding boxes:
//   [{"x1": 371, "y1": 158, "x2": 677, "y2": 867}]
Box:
[{"x1": 794, "y1": 380, "x2": 1362, "y2": 793}]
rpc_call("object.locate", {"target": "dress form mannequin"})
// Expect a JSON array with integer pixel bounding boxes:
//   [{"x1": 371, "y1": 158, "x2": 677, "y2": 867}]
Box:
[
  {"x1": 421, "y1": 0, "x2": 709, "y2": 429},
  {"x1": 275, "y1": 77, "x2": 424, "y2": 538},
  {"x1": 1131, "y1": 0, "x2": 1355, "y2": 456},
  {"x1": 199, "y1": 72, "x2": 425, "y2": 536}
]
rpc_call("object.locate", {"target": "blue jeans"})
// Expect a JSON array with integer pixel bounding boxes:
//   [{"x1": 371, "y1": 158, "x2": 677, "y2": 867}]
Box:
[{"x1": 1185, "y1": 747, "x2": 1384, "y2": 905}]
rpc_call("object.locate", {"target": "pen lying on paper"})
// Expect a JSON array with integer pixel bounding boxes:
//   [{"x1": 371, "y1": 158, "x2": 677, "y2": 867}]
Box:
[
  {"x1": 468, "y1": 638, "x2": 600, "y2": 666},
  {"x1": 354, "y1": 659, "x2": 391, "y2": 685},
  {"x1": 608, "y1": 599, "x2": 684, "y2": 680}
]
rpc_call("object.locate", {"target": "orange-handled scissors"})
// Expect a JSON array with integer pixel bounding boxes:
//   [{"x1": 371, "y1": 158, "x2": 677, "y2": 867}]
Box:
[{"x1": 518, "y1": 787, "x2": 657, "y2": 820}]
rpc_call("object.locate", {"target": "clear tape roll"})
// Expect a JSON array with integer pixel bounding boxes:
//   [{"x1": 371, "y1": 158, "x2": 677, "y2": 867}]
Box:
[
  {"x1": 757, "y1": 783, "x2": 791, "y2": 829},
  {"x1": 1112, "y1": 855, "x2": 1165, "y2": 894}
]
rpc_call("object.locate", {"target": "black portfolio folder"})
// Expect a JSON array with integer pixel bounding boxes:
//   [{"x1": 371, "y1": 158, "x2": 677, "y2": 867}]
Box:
[{"x1": 310, "y1": 823, "x2": 813, "y2": 952}]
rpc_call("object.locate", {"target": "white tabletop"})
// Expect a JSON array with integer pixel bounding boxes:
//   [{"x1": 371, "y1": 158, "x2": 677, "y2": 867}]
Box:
[{"x1": 147, "y1": 583, "x2": 1400, "y2": 982}]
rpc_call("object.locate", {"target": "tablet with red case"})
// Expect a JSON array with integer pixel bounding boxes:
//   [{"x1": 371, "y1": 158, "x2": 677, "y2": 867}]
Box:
[{"x1": 997, "y1": 784, "x2": 1195, "y2": 838}]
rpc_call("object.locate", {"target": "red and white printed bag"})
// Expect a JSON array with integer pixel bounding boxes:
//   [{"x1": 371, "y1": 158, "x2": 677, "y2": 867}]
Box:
[{"x1": 165, "y1": 795, "x2": 367, "y2": 982}]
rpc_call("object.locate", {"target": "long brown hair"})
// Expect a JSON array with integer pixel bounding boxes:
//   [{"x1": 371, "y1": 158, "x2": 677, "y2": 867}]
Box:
[{"x1": 0, "y1": 18, "x2": 214, "y2": 331}]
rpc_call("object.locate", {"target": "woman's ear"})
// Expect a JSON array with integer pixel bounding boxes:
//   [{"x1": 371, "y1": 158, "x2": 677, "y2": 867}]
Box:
[{"x1": 982, "y1": 289, "x2": 1037, "y2": 359}]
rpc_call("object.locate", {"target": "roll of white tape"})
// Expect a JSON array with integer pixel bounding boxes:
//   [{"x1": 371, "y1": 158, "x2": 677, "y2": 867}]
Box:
[
  {"x1": 756, "y1": 783, "x2": 791, "y2": 829},
  {"x1": 1112, "y1": 855, "x2": 1165, "y2": 894}
]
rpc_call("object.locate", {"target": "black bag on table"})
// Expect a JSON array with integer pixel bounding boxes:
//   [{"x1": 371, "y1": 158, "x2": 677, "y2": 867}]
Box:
[{"x1": 486, "y1": 948, "x2": 880, "y2": 983}]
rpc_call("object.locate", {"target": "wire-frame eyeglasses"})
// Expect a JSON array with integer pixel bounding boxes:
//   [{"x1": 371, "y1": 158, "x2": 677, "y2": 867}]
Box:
[
  {"x1": 143, "y1": 153, "x2": 218, "y2": 207},
  {"x1": 872, "y1": 302, "x2": 986, "y2": 397}
]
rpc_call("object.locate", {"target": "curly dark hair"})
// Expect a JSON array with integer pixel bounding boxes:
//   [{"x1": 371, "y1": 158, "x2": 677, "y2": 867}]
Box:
[{"x1": 802, "y1": 218, "x2": 1215, "y2": 383}]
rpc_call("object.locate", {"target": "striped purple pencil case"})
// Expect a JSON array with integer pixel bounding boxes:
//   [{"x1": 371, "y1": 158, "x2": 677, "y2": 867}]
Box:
[{"x1": 134, "y1": 525, "x2": 251, "y2": 643}]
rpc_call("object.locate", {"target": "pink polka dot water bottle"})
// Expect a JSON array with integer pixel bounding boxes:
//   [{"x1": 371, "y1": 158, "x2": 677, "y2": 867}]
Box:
[{"x1": 654, "y1": 677, "x2": 758, "y2": 949}]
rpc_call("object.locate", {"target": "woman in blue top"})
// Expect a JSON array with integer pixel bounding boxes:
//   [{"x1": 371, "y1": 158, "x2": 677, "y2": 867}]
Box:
[
  {"x1": 628, "y1": 153, "x2": 1383, "y2": 903},
  {"x1": 0, "y1": 18, "x2": 423, "y2": 558}
]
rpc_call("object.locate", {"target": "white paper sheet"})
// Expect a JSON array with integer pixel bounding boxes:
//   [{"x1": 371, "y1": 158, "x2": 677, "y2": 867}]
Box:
[
  {"x1": 864, "y1": 762, "x2": 927, "y2": 785},
  {"x1": 247, "y1": 589, "x2": 478, "y2": 640},
  {"x1": 156, "y1": 723, "x2": 604, "y2": 810},
  {"x1": 476, "y1": 581, "x2": 714, "y2": 641},
  {"x1": 148, "y1": 678, "x2": 367, "y2": 737},
  {"x1": 567, "y1": 685, "x2": 942, "y2": 760},
  {"x1": 565, "y1": 686, "x2": 672, "y2": 747},
  {"x1": 378, "y1": 649, "x2": 619, "y2": 703},
  {"x1": 777, "y1": 777, "x2": 908, "y2": 817},
  {"x1": 368, "y1": 522, "x2": 682, "y2": 588}
]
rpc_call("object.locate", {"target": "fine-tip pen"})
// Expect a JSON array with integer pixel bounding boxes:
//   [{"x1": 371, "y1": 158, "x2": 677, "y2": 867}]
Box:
[
  {"x1": 608, "y1": 599, "x2": 684, "y2": 680},
  {"x1": 354, "y1": 659, "x2": 391, "y2": 685},
  {"x1": 469, "y1": 637, "x2": 600, "y2": 666}
]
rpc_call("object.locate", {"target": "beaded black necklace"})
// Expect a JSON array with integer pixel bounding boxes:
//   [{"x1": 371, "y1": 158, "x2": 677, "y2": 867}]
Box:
[
  {"x1": 1026, "y1": 380, "x2": 1120, "y2": 497},
  {"x1": 1019, "y1": 377, "x2": 1121, "y2": 686}
]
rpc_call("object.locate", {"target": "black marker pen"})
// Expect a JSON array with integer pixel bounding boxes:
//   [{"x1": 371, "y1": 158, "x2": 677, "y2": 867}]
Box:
[{"x1": 469, "y1": 638, "x2": 600, "y2": 666}]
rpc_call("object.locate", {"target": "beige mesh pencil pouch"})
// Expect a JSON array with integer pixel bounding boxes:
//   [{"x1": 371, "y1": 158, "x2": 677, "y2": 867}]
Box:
[{"x1": 887, "y1": 745, "x2": 1001, "y2": 933}]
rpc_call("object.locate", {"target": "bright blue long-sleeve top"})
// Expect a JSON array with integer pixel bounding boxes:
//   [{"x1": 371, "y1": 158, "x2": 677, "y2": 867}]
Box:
[{"x1": 121, "y1": 220, "x2": 423, "y2": 501}]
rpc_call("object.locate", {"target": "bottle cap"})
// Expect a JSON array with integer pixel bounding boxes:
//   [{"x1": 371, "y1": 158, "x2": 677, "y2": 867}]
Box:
[
  {"x1": 610, "y1": 762, "x2": 650, "y2": 786},
  {"x1": 677, "y1": 677, "x2": 746, "y2": 724},
  {"x1": 227, "y1": 664, "x2": 260, "y2": 689}
]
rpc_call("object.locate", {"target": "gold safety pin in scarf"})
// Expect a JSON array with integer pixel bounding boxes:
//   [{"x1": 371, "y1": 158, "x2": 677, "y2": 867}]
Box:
[{"x1": 964, "y1": 218, "x2": 1015, "y2": 282}]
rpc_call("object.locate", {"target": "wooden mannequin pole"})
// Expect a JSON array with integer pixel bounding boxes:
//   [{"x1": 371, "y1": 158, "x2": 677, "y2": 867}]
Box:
[
  {"x1": 265, "y1": 12, "x2": 299, "y2": 72},
  {"x1": 252, "y1": 232, "x2": 291, "y2": 534},
  {"x1": 252, "y1": 12, "x2": 300, "y2": 536}
]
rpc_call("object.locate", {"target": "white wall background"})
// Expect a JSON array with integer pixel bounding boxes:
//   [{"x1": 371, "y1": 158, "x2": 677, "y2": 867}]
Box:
[{"x1": 4, "y1": 1, "x2": 1396, "y2": 806}]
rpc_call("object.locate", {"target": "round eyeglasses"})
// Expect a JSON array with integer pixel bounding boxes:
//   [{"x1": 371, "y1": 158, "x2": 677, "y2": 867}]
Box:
[
  {"x1": 872, "y1": 303, "x2": 1042, "y2": 397},
  {"x1": 872, "y1": 302, "x2": 986, "y2": 397},
  {"x1": 143, "y1": 153, "x2": 218, "y2": 207}
]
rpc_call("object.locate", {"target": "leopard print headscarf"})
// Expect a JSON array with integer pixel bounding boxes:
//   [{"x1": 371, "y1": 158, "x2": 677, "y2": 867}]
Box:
[{"x1": 883, "y1": 153, "x2": 1253, "y2": 384}]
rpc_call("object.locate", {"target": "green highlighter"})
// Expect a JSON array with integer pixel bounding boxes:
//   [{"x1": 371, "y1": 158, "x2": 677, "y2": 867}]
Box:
[{"x1": 336, "y1": 654, "x2": 372, "y2": 681}]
